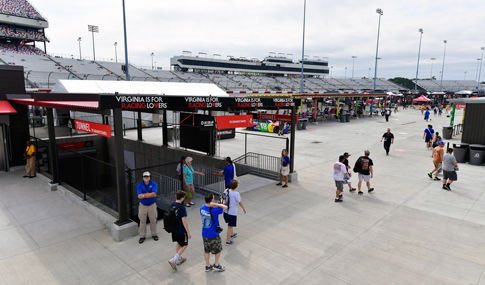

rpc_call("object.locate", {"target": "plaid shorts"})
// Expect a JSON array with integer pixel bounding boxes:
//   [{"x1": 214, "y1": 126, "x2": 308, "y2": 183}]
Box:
[{"x1": 203, "y1": 235, "x2": 223, "y2": 255}]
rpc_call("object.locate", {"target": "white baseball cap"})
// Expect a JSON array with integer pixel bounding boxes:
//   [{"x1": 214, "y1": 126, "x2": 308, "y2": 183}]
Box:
[{"x1": 143, "y1": 171, "x2": 150, "y2": 177}]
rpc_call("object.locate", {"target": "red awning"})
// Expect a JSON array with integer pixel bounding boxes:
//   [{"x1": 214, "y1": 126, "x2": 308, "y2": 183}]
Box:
[
  {"x1": 0, "y1": 101, "x2": 17, "y2": 114},
  {"x1": 8, "y1": 98, "x2": 98, "y2": 110}
]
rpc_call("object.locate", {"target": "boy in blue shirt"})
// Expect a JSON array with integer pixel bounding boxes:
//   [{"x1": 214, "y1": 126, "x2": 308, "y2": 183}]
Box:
[
  {"x1": 200, "y1": 193, "x2": 228, "y2": 272},
  {"x1": 423, "y1": 124, "x2": 435, "y2": 150},
  {"x1": 168, "y1": 191, "x2": 191, "y2": 271}
]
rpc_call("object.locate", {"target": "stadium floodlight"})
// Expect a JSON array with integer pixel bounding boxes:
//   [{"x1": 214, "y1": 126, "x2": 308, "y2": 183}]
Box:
[
  {"x1": 330, "y1": 66, "x2": 333, "y2": 78},
  {"x1": 300, "y1": 0, "x2": 307, "y2": 94},
  {"x1": 151, "y1": 52, "x2": 154, "y2": 70},
  {"x1": 88, "y1": 25, "x2": 99, "y2": 61},
  {"x1": 114, "y1": 42, "x2": 118, "y2": 62},
  {"x1": 368, "y1": 68, "x2": 371, "y2": 79},
  {"x1": 415, "y1": 28, "x2": 424, "y2": 94},
  {"x1": 464, "y1": 71, "x2": 467, "y2": 80},
  {"x1": 345, "y1": 67, "x2": 347, "y2": 79},
  {"x1": 122, "y1": 0, "x2": 130, "y2": 81},
  {"x1": 478, "y1": 47, "x2": 485, "y2": 93},
  {"x1": 372, "y1": 8, "x2": 383, "y2": 115},
  {"x1": 440, "y1": 40, "x2": 447, "y2": 92},
  {"x1": 476, "y1": 58, "x2": 482, "y2": 81},
  {"x1": 77, "y1": 37, "x2": 82, "y2": 60},
  {"x1": 430, "y1": 58, "x2": 436, "y2": 80},
  {"x1": 351, "y1": 56, "x2": 357, "y2": 79}
]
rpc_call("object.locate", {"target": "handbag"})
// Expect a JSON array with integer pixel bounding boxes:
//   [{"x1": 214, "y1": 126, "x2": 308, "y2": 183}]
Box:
[{"x1": 232, "y1": 163, "x2": 240, "y2": 184}]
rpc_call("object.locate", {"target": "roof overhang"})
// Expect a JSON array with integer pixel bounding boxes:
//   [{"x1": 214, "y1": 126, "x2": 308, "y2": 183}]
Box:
[{"x1": 0, "y1": 100, "x2": 17, "y2": 114}]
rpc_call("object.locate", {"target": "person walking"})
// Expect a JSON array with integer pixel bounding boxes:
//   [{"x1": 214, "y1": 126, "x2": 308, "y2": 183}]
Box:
[
  {"x1": 276, "y1": 149, "x2": 290, "y2": 188},
  {"x1": 200, "y1": 193, "x2": 228, "y2": 272},
  {"x1": 183, "y1": 157, "x2": 205, "y2": 207},
  {"x1": 168, "y1": 190, "x2": 191, "y2": 271},
  {"x1": 442, "y1": 148, "x2": 458, "y2": 190},
  {"x1": 381, "y1": 128, "x2": 394, "y2": 156},
  {"x1": 212, "y1": 157, "x2": 236, "y2": 189},
  {"x1": 353, "y1": 150, "x2": 374, "y2": 195},
  {"x1": 423, "y1": 124, "x2": 435, "y2": 150},
  {"x1": 342, "y1": 152, "x2": 356, "y2": 192},
  {"x1": 223, "y1": 180, "x2": 246, "y2": 245},
  {"x1": 333, "y1": 155, "x2": 348, "y2": 202},
  {"x1": 136, "y1": 171, "x2": 158, "y2": 244},
  {"x1": 428, "y1": 141, "x2": 445, "y2": 181},
  {"x1": 424, "y1": 108, "x2": 431, "y2": 121},
  {"x1": 23, "y1": 140, "x2": 36, "y2": 178},
  {"x1": 385, "y1": 108, "x2": 390, "y2": 122}
]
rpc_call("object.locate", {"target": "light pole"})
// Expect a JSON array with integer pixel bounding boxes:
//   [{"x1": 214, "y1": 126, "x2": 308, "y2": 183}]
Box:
[
  {"x1": 440, "y1": 40, "x2": 447, "y2": 92},
  {"x1": 122, "y1": 0, "x2": 130, "y2": 81},
  {"x1": 351, "y1": 56, "x2": 357, "y2": 79},
  {"x1": 430, "y1": 58, "x2": 436, "y2": 80},
  {"x1": 300, "y1": 0, "x2": 307, "y2": 94},
  {"x1": 476, "y1": 58, "x2": 481, "y2": 81},
  {"x1": 415, "y1": 28, "x2": 423, "y2": 94},
  {"x1": 478, "y1": 47, "x2": 484, "y2": 94},
  {"x1": 464, "y1": 71, "x2": 467, "y2": 80},
  {"x1": 373, "y1": 8, "x2": 383, "y2": 94},
  {"x1": 345, "y1": 67, "x2": 347, "y2": 79},
  {"x1": 77, "y1": 37, "x2": 82, "y2": 59},
  {"x1": 114, "y1": 42, "x2": 118, "y2": 62},
  {"x1": 330, "y1": 66, "x2": 333, "y2": 78},
  {"x1": 88, "y1": 25, "x2": 99, "y2": 61},
  {"x1": 368, "y1": 68, "x2": 371, "y2": 79},
  {"x1": 151, "y1": 52, "x2": 154, "y2": 69}
]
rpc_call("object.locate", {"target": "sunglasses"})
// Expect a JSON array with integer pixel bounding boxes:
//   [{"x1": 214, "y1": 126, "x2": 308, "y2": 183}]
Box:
[{"x1": 143, "y1": 175, "x2": 150, "y2": 178}]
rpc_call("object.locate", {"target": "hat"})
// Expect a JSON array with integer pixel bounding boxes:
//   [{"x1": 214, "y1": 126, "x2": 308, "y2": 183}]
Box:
[
  {"x1": 181, "y1": 156, "x2": 186, "y2": 160},
  {"x1": 364, "y1": 150, "x2": 370, "y2": 155},
  {"x1": 224, "y1": 157, "x2": 232, "y2": 162},
  {"x1": 143, "y1": 171, "x2": 150, "y2": 177},
  {"x1": 343, "y1": 152, "x2": 351, "y2": 157},
  {"x1": 185, "y1": 157, "x2": 193, "y2": 163},
  {"x1": 436, "y1": 132, "x2": 439, "y2": 135},
  {"x1": 439, "y1": 141, "x2": 445, "y2": 145}
]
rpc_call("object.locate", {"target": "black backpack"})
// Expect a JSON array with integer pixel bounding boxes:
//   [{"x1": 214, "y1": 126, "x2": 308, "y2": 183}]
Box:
[
  {"x1": 353, "y1": 157, "x2": 362, "y2": 173},
  {"x1": 163, "y1": 203, "x2": 183, "y2": 233}
]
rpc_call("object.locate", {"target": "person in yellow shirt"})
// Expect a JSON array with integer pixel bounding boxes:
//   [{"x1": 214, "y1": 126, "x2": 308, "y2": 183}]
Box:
[{"x1": 23, "y1": 140, "x2": 36, "y2": 178}]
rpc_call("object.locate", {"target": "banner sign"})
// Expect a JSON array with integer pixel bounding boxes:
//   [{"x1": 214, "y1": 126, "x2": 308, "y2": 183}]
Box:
[
  {"x1": 74, "y1": 120, "x2": 112, "y2": 137},
  {"x1": 216, "y1": 115, "x2": 253, "y2": 130},
  {"x1": 257, "y1": 113, "x2": 298, "y2": 123},
  {"x1": 99, "y1": 95, "x2": 297, "y2": 110},
  {"x1": 454, "y1": 104, "x2": 466, "y2": 109},
  {"x1": 58, "y1": 141, "x2": 94, "y2": 150}
]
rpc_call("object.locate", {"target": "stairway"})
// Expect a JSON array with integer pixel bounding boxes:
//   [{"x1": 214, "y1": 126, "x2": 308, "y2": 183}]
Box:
[{"x1": 46, "y1": 56, "x2": 83, "y2": 80}]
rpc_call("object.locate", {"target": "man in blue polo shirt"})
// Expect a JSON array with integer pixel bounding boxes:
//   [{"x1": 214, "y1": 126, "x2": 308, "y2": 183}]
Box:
[
  {"x1": 200, "y1": 193, "x2": 228, "y2": 272},
  {"x1": 212, "y1": 157, "x2": 235, "y2": 189},
  {"x1": 136, "y1": 171, "x2": 158, "y2": 244}
]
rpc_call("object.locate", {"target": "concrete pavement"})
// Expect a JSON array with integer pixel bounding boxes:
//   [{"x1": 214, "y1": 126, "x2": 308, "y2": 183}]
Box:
[{"x1": 2, "y1": 107, "x2": 485, "y2": 284}]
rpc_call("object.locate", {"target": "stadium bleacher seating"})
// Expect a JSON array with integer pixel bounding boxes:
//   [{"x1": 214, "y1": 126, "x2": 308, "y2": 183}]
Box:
[
  {"x1": 0, "y1": 25, "x2": 48, "y2": 41},
  {"x1": 0, "y1": 43, "x2": 44, "y2": 55},
  {"x1": 416, "y1": 80, "x2": 480, "y2": 92},
  {"x1": 0, "y1": 0, "x2": 46, "y2": 21}
]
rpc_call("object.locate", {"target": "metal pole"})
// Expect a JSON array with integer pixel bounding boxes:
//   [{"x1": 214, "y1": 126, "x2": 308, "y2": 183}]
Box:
[
  {"x1": 81, "y1": 154, "x2": 86, "y2": 201},
  {"x1": 137, "y1": 111, "x2": 143, "y2": 141},
  {"x1": 415, "y1": 29, "x2": 423, "y2": 95},
  {"x1": 477, "y1": 47, "x2": 484, "y2": 94},
  {"x1": 122, "y1": 0, "x2": 131, "y2": 81},
  {"x1": 440, "y1": 40, "x2": 447, "y2": 92},
  {"x1": 372, "y1": 8, "x2": 383, "y2": 115},
  {"x1": 245, "y1": 133, "x2": 247, "y2": 164},
  {"x1": 300, "y1": 0, "x2": 306, "y2": 94},
  {"x1": 162, "y1": 110, "x2": 168, "y2": 146},
  {"x1": 46, "y1": 108, "x2": 59, "y2": 184},
  {"x1": 430, "y1": 58, "x2": 435, "y2": 79},
  {"x1": 289, "y1": 105, "x2": 296, "y2": 173},
  {"x1": 78, "y1": 37, "x2": 81, "y2": 59},
  {"x1": 114, "y1": 42, "x2": 118, "y2": 63},
  {"x1": 91, "y1": 31, "x2": 95, "y2": 61},
  {"x1": 113, "y1": 109, "x2": 128, "y2": 224},
  {"x1": 352, "y1": 56, "x2": 357, "y2": 79},
  {"x1": 476, "y1": 58, "x2": 481, "y2": 82}
]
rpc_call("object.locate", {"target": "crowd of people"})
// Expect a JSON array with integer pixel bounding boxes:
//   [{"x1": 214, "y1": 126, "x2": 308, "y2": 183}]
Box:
[
  {"x1": 0, "y1": 25, "x2": 48, "y2": 41},
  {"x1": 0, "y1": 43, "x2": 45, "y2": 55},
  {"x1": 0, "y1": 0, "x2": 46, "y2": 21}
]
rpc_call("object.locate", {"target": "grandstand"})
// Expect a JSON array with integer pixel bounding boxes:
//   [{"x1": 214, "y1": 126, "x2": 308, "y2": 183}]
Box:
[{"x1": 415, "y1": 79, "x2": 484, "y2": 93}]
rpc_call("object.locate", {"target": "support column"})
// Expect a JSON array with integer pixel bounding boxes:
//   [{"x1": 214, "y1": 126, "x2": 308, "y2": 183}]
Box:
[
  {"x1": 290, "y1": 105, "x2": 296, "y2": 173},
  {"x1": 137, "y1": 111, "x2": 143, "y2": 141},
  {"x1": 162, "y1": 110, "x2": 168, "y2": 147},
  {"x1": 113, "y1": 109, "x2": 128, "y2": 224},
  {"x1": 46, "y1": 108, "x2": 59, "y2": 183}
]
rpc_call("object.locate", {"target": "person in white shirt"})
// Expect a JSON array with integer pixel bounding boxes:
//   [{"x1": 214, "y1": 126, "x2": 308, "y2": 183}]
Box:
[
  {"x1": 223, "y1": 180, "x2": 246, "y2": 245},
  {"x1": 333, "y1": 155, "x2": 348, "y2": 203}
]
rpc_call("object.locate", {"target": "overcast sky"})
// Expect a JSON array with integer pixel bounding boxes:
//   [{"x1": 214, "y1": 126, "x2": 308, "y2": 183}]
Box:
[{"x1": 35, "y1": 0, "x2": 485, "y2": 80}]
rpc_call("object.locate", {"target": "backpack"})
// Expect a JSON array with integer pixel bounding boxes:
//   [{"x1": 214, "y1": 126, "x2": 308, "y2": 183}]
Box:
[
  {"x1": 163, "y1": 203, "x2": 183, "y2": 233},
  {"x1": 219, "y1": 189, "x2": 231, "y2": 210},
  {"x1": 353, "y1": 157, "x2": 362, "y2": 173}
]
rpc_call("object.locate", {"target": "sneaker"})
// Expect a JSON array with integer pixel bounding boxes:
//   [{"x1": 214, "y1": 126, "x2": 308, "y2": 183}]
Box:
[
  {"x1": 349, "y1": 188, "x2": 356, "y2": 192},
  {"x1": 433, "y1": 177, "x2": 440, "y2": 181},
  {"x1": 427, "y1": 173, "x2": 433, "y2": 179},
  {"x1": 339, "y1": 193, "x2": 343, "y2": 197},
  {"x1": 231, "y1": 233, "x2": 237, "y2": 239},
  {"x1": 185, "y1": 204, "x2": 191, "y2": 207},
  {"x1": 152, "y1": 235, "x2": 159, "y2": 241},
  {"x1": 177, "y1": 257, "x2": 186, "y2": 265},
  {"x1": 335, "y1": 199, "x2": 343, "y2": 203},
  {"x1": 358, "y1": 191, "x2": 363, "y2": 195},
  {"x1": 276, "y1": 183, "x2": 282, "y2": 186},
  {"x1": 282, "y1": 185, "x2": 288, "y2": 188},
  {"x1": 442, "y1": 186, "x2": 448, "y2": 190},
  {"x1": 205, "y1": 265, "x2": 213, "y2": 272},
  {"x1": 189, "y1": 202, "x2": 195, "y2": 205},
  {"x1": 138, "y1": 237, "x2": 145, "y2": 244},
  {"x1": 368, "y1": 188, "x2": 374, "y2": 193},
  {"x1": 168, "y1": 258, "x2": 177, "y2": 271},
  {"x1": 213, "y1": 264, "x2": 225, "y2": 272},
  {"x1": 445, "y1": 184, "x2": 452, "y2": 191},
  {"x1": 226, "y1": 240, "x2": 234, "y2": 245}
]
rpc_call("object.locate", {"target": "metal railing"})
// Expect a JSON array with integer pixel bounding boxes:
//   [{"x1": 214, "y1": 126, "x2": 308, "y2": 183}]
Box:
[
  {"x1": 453, "y1": 124, "x2": 463, "y2": 136},
  {"x1": 229, "y1": 152, "x2": 281, "y2": 180}
]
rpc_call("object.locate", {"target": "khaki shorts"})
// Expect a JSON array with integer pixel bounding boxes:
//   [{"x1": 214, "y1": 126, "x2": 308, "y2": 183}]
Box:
[
  {"x1": 358, "y1": 174, "x2": 371, "y2": 182},
  {"x1": 433, "y1": 161, "x2": 440, "y2": 169},
  {"x1": 335, "y1": 180, "x2": 344, "y2": 191}
]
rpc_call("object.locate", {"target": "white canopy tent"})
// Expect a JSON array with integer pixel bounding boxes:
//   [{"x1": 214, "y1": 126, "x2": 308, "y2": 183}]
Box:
[{"x1": 51, "y1": 80, "x2": 229, "y2": 128}]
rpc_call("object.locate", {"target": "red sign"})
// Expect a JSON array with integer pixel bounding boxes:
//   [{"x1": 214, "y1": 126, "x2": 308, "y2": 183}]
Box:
[
  {"x1": 74, "y1": 120, "x2": 112, "y2": 137},
  {"x1": 257, "y1": 113, "x2": 298, "y2": 123},
  {"x1": 58, "y1": 142, "x2": 84, "y2": 150},
  {"x1": 216, "y1": 115, "x2": 253, "y2": 130},
  {"x1": 454, "y1": 104, "x2": 466, "y2": 109}
]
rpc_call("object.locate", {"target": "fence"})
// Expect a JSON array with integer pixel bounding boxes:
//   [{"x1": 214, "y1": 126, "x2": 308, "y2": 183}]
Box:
[
  {"x1": 229, "y1": 152, "x2": 281, "y2": 180},
  {"x1": 453, "y1": 124, "x2": 463, "y2": 136},
  {"x1": 125, "y1": 162, "x2": 225, "y2": 217},
  {"x1": 30, "y1": 136, "x2": 119, "y2": 217}
]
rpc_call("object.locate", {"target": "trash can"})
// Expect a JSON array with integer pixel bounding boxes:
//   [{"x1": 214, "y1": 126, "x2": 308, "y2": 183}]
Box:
[
  {"x1": 297, "y1": 121, "x2": 303, "y2": 130},
  {"x1": 442, "y1": 126, "x2": 453, "y2": 139},
  {"x1": 469, "y1": 144, "x2": 485, "y2": 165},
  {"x1": 346, "y1": 114, "x2": 351, "y2": 122},
  {"x1": 301, "y1": 119, "x2": 308, "y2": 130},
  {"x1": 340, "y1": 114, "x2": 345, "y2": 123},
  {"x1": 453, "y1": 142, "x2": 469, "y2": 163}
]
